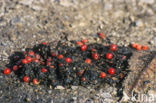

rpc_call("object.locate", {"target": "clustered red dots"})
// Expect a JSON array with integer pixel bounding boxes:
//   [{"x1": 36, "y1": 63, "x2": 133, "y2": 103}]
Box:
[
  {"x1": 81, "y1": 39, "x2": 88, "y2": 43},
  {"x1": 28, "y1": 51, "x2": 35, "y2": 56},
  {"x1": 3, "y1": 33, "x2": 143, "y2": 87},
  {"x1": 76, "y1": 41, "x2": 83, "y2": 46},
  {"x1": 22, "y1": 59, "x2": 28, "y2": 64},
  {"x1": 131, "y1": 43, "x2": 148, "y2": 51}
]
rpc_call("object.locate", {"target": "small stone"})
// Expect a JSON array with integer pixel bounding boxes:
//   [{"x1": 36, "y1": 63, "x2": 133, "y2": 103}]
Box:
[
  {"x1": 11, "y1": 16, "x2": 21, "y2": 24},
  {"x1": 86, "y1": 99, "x2": 94, "y2": 103},
  {"x1": 120, "y1": 91, "x2": 130, "y2": 102},
  {"x1": 1, "y1": 42, "x2": 7, "y2": 46},
  {"x1": 72, "y1": 97, "x2": 77, "y2": 100},
  {"x1": 101, "y1": 92, "x2": 112, "y2": 98},
  {"x1": 147, "y1": 8, "x2": 154, "y2": 15},
  {"x1": 136, "y1": 20, "x2": 144, "y2": 27},
  {"x1": 19, "y1": 0, "x2": 33, "y2": 5},
  {"x1": 26, "y1": 98, "x2": 31, "y2": 102},
  {"x1": 21, "y1": 48, "x2": 25, "y2": 52},
  {"x1": 35, "y1": 89, "x2": 39, "y2": 92},
  {"x1": 130, "y1": 16, "x2": 136, "y2": 22},
  {"x1": 0, "y1": 90, "x2": 2, "y2": 94},
  {"x1": 55, "y1": 85, "x2": 65, "y2": 90},
  {"x1": 99, "y1": 24, "x2": 103, "y2": 29},
  {"x1": 50, "y1": 99, "x2": 54, "y2": 103},
  {"x1": 112, "y1": 89, "x2": 117, "y2": 95},
  {"x1": 36, "y1": 95, "x2": 39, "y2": 100},
  {"x1": 152, "y1": 37, "x2": 156, "y2": 42},
  {"x1": 71, "y1": 86, "x2": 78, "y2": 90},
  {"x1": 48, "y1": 90, "x2": 52, "y2": 94},
  {"x1": 148, "y1": 90, "x2": 156, "y2": 95},
  {"x1": 9, "y1": 34, "x2": 16, "y2": 41},
  {"x1": 2, "y1": 51, "x2": 9, "y2": 57},
  {"x1": 150, "y1": 40, "x2": 155, "y2": 45},
  {"x1": 95, "y1": 37, "x2": 100, "y2": 42},
  {"x1": 141, "y1": 0, "x2": 155, "y2": 4},
  {"x1": 49, "y1": 85, "x2": 52, "y2": 89},
  {"x1": 33, "y1": 35, "x2": 36, "y2": 38},
  {"x1": 93, "y1": 95, "x2": 100, "y2": 100},
  {"x1": 113, "y1": 10, "x2": 124, "y2": 18},
  {"x1": 59, "y1": 0, "x2": 73, "y2": 7},
  {"x1": 104, "y1": 98, "x2": 114, "y2": 102},
  {"x1": 90, "y1": 20, "x2": 96, "y2": 24},
  {"x1": 104, "y1": 3, "x2": 112, "y2": 10}
]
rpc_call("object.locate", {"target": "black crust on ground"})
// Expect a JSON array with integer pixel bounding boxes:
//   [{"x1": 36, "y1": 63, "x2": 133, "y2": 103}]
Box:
[{"x1": 7, "y1": 41, "x2": 133, "y2": 88}]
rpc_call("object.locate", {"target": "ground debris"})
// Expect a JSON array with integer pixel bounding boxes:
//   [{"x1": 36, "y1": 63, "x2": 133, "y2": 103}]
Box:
[
  {"x1": 6, "y1": 39, "x2": 133, "y2": 87},
  {"x1": 123, "y1": 51, "x2": 156, "y2": 97}
]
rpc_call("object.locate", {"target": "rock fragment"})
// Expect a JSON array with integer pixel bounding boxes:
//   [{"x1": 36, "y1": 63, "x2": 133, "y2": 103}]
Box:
[{"x1": 123, "y1": 51, "x2": 156, "y2": 97}]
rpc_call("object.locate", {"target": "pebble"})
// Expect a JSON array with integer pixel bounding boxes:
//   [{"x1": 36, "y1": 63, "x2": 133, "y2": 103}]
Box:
[
  {"x1": 0, "y1": 90, "x2": 3, "y2": 94},
  {"x1": 11, "y1": 16, "x2": 21, "y2": 24},
  {"x1": 21, "y1": 48, "x2": 25, "y2": 51},
  {"x1": 54, "y1": 85, "x2": 65, "y2": 90},
  {"x1": 90, "y1": 20, "x2": 96, "y2": 24},
  {"x1": 19, "y1": 0, "x2": 33, "y2": 5},
  {"x1": 99, "y1": 24, "x2": 103, "y2": 29},
  {"x1": 33, "y1": 35, "x2": 36, "y2": 38},
  {"x1": 113, "y1": 10, "x2": 125, "y2": 18},
  {"x1": 9, "y1": 34, "x2": 17, "y2": 41},
  {"x1": 93, "y1": 95, "x2": 100, "y2": 100},
  {"x1": 104, "y1": 3, "x2": 112, "y2": 10},
  {"x1": 104, "y1": 98, "x2": 114, "y2": 102},
  {"x1": 72, "y1": 97, "x2": 77, "y2": 100},
  {"x1": 86, "y1": 99, "x2": 94, "y2": 103},
  {"x1": 50, "y1": 99, "x2": 54, "y2": 103},
  {"x1": 147, "y1": 8, "x2": 154, "y2": 15},
  {"x1": 59, "y1": 0, "x2": 74, "y2": 7},
  {"x1": 36, "y1": 95, "x2": 39, "y2": 100},
  {"x1": 101, "y1": 92, "x2": 112, "y2": 98},
  {"x1": 152, "y1": 37, "x2": 156, "y2": 42},
  {"x1": 150, "y1": 40, "x2": 155, "y2": 45},
  {"x1": 26, "y1": 97, "x2": 31, "y2": 102},
  {"x1": 141, "y1": 0, "x2": 155, "y2": 4},
  {"x1": 136, "y1": 20, "x2": 144, "y2": 27},
  {"x1": 48, "y1": 90, "x2": 52, "y2": 94},
  {"x1": 112, "y1": 89, "x2": 117, "y2": 95},
  {"x1": 71, "y1": 86, "x2": 78, "y2": 90},
  {"x1": 148, "y1": 90, "x2": 156, "y2": 96},
  {"x1": 0, "y1": 0, "x2": 156, "y2": 103},
  {"x1": 95, "y1": 37, "x2": 100, "y2": 42},
  {"x1": 120, "y1": 91, "x2": 130, "y2": 102},
  {"x1": 2, "y1": 51, "x2": 8, "y2": 57},
  {"x1": 1, "y1": 42, "x2": 7, "y2": 46}
]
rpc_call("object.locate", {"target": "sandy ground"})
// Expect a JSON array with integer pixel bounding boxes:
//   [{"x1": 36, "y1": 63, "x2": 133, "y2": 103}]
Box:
[{"x1": 0, "y1": 0, "x2": 156, "y2": 103}]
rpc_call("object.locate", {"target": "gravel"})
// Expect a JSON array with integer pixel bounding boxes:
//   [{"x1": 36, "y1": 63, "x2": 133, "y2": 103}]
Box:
[{"x1": 0, "y1": 0, "x2": 156, "y2": 103}]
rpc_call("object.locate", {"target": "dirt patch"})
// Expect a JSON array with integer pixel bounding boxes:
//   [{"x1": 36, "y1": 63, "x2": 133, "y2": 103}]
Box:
[{"x1": 0, "y1": 0, "x2": 156, "y2": 103}]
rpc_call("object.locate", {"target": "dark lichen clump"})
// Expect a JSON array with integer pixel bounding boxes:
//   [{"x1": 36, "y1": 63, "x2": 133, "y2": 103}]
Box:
[{"x1": 7, "y1": 36, "x2": 133, "y2": 87}]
